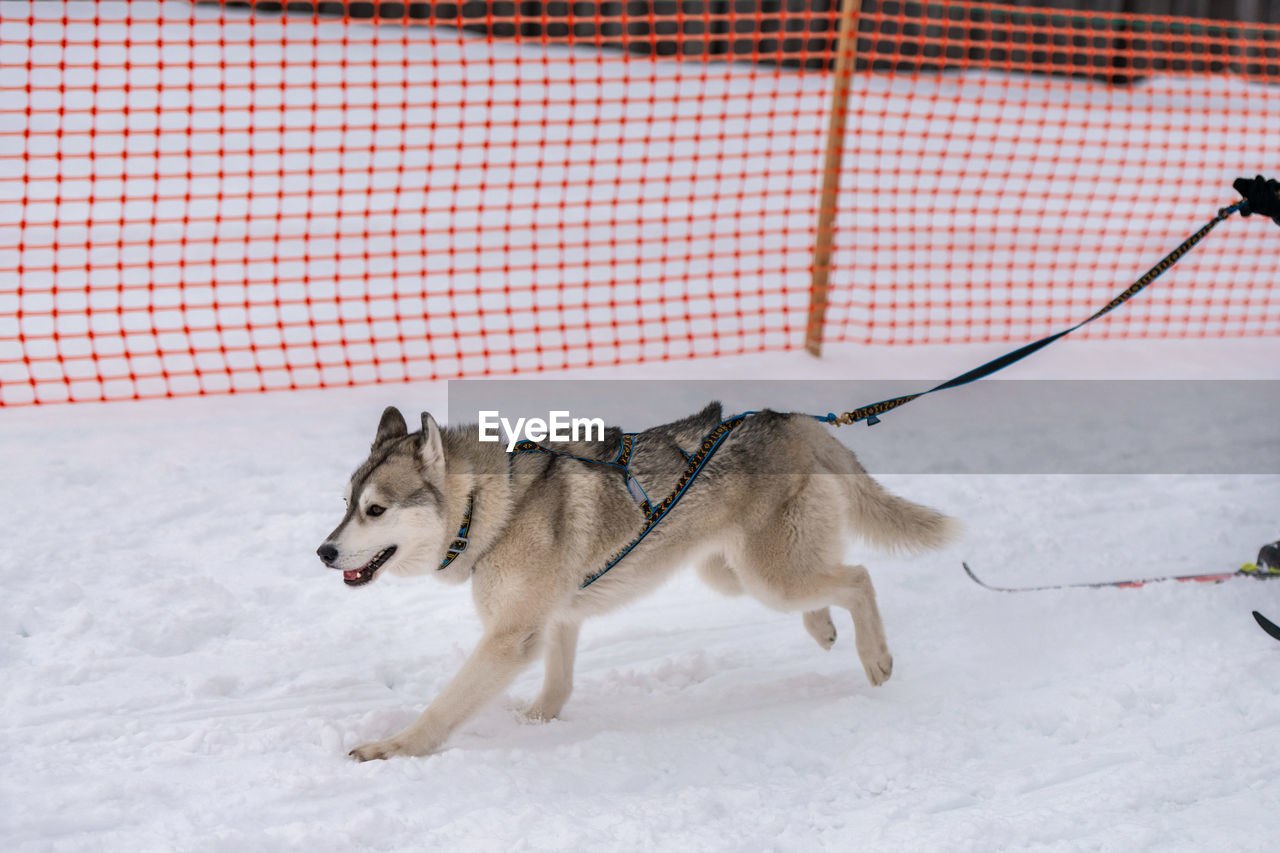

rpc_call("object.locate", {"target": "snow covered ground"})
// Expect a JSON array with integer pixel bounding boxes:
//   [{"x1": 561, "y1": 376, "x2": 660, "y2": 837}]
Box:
[{"x1": 3, "y1": 337, "x2": 1279, "y2": 851}]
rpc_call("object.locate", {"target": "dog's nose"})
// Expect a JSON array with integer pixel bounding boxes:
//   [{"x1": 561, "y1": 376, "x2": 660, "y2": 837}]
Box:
[{"x1": 317, "y1": 543, "x2": 339, "y2": 566}]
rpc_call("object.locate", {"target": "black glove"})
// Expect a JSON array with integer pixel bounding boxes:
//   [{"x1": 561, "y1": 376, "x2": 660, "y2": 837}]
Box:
[{"x1": 1233, "y1": 175, "x2": 1280, "y2": 226}]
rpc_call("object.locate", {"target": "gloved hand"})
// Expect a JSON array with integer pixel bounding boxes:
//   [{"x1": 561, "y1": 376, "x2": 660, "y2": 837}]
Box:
[{"x1": 1233, "y1": 175, "x2": 1280, "y2": 226}]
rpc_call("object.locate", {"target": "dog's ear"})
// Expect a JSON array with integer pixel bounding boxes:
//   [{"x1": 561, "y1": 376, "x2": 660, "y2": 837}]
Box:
[
  {"x1": 419, "y1": 412, "x2": 444, "y2": 473},
  {"x1": 373, "y1": 406, "x2": 408, "y2": 449}
]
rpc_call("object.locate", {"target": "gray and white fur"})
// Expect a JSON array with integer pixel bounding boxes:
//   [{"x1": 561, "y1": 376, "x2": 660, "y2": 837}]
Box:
[{"x1": 318, "y1": 404, "x2": 960, "y2": 761}]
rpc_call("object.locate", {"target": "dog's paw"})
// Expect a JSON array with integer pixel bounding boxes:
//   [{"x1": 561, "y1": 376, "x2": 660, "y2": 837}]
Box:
[
  {"x1": 862, "y1": 651, "x2": 893, "y2": 687},
  {"x1": 521, "y1": 700, "x2": 563, "y2": 723},
  {"x1": 803, "y1": 609, "x2": 838, "y2": 651},
  {"x1": 349, "y1": 736, "x2": 425, "y2": 762}
]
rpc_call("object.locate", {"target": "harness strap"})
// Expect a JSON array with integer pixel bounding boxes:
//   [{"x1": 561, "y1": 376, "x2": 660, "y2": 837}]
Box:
[
  {"x1": 613, "y1": 433, "x2": 652, "y2": 510},
  {"x1": 614, "y1": 433, "x2": 635, "y2": 466},
  {"x1": 581, "y1": 413, "x2": 753, "y2": 588},
  {"x1": 511, "y1": 434, "x2": 652, "y2": 514}
]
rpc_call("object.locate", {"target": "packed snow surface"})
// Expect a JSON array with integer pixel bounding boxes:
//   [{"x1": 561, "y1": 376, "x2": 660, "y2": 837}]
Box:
[{"x1": 3, "y1": 338, "x2": 1279, "y2": 851}]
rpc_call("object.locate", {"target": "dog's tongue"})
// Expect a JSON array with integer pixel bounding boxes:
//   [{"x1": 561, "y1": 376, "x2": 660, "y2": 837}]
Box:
[{"x1": 343, "y1": 569, "x2": 359, "y2": 581}]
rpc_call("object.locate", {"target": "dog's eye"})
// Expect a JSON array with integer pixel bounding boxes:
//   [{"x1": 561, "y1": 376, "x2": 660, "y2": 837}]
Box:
[{"x1": 366, "y1": 504, "x2": 386, "y2": 517}]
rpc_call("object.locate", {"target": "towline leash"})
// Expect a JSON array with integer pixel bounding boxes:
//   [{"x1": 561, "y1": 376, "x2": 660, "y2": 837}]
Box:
[
  {"x1": 512, "y1": 177, "x2": 1280, "y2": 588},
  {"x1": 821, "y1": 175, "x2": 1280, "y2": 427}
]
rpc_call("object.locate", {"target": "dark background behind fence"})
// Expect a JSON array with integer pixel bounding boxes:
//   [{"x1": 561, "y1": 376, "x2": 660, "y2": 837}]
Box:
[{"x1": 210, "y1": 0, "x2": 1280, "y2": 80}]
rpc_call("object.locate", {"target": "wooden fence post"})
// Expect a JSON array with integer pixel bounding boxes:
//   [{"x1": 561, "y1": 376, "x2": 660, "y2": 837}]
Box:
[{"x1": 805, "y1": 0, "x2": 863, "y2": 357}]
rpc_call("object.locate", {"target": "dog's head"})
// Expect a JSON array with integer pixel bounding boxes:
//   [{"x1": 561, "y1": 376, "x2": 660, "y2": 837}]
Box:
[{"x1": 316, "y1": 406, "x2": 456, "y2": 587}]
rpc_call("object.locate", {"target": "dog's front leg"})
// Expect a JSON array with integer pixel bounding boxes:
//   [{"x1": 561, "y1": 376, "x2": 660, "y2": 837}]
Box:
[
  {"x1": 525, "y1": 621, "x2": 581, "y2": 721},
  {"x1": 350, "y1": 626, "x2": 543, "y2": 761}
]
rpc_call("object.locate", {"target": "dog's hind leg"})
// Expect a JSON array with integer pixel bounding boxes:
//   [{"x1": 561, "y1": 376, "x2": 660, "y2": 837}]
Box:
[
  {"x1": 738, "y1": 556, "x2": 892, "y2": 686},
  {"x1": 803, "y1": 608, "x2": 838, "y2": 650},
  {"x1": 525, "y1": 621, "x2": 581, "y2": 722},
  {"x1": 702, "y1": 554, "x2": 834, "y2": 649},
  {"x1": 696, "y1": 553, "x2": 744, "y2": 596},
  {"x1": 830, "y1": 563, "x2": 893, "y2": 686}
]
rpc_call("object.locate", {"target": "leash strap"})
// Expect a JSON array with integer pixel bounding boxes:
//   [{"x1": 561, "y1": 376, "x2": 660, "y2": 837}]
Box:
[
  {"x1": 506, "y1": 181, "x2": 1276, "y2": 585},
  {"x1": 822, "y1": 200, "x2": 1248, "y2": 427}
]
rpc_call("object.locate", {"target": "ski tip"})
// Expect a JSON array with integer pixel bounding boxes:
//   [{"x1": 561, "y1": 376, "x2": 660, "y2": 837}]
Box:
[
  {"x1": 1253, "y1": 611, "x2": 1280, "y2": 642},
  {"x1": 960, "y1": 562, "x2": 992, "y2": 587},
  {"x1": 960, "y1": 562, "x2": 1012, "y2": 592}
]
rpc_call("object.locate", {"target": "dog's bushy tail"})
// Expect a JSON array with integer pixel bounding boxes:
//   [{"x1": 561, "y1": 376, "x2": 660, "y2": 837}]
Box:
[{"x1": 845, "y1": 473, "x2": 962, "y2": 555}]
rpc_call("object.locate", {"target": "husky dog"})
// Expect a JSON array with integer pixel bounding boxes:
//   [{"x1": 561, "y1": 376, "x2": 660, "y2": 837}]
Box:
[{"x1": 318, "y1": 404, "x2": 959, "y2": 761}]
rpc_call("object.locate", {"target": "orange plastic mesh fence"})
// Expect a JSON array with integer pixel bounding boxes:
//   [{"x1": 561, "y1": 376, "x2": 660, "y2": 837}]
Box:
[{"x1": 3, "y1": 1, "x2": 1278, "y2": 404}]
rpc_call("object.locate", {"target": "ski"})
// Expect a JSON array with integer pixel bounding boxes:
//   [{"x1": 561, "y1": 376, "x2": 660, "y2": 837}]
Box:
[
  {"x1": 1254, "y1": 611, "x2": 1280, "y2": 642},
  {"x1": 960, "y1": 561, "x2": 1276, "y2": 593}
]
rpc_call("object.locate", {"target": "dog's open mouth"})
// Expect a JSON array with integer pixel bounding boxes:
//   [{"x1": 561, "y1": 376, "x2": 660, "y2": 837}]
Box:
[{"x1": 343, "y1": 546, "x2": 397, "y2": 587}]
